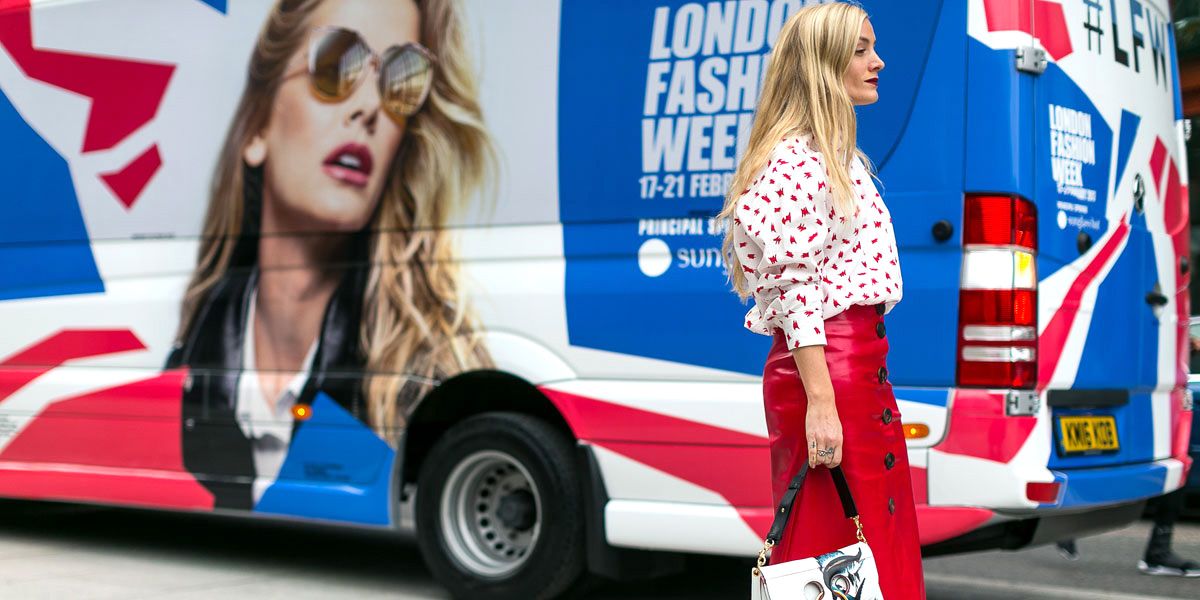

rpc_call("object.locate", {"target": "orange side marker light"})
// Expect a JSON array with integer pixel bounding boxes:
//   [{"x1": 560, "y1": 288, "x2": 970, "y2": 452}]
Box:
[
  {"x1": 903, "y1": 423, "x2": 929, "y2": 440},
  {"x1": 292, "y1": 404, "x2": 313, "y2": 421}
]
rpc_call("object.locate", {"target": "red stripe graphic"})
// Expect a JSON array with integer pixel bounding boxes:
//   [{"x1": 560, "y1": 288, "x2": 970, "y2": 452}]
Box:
[
  {"x1": 1153, "y1": 137, "x2": 1187, "y2": 387},
  {"x1": 1163, "y1": 160, "x2": 1184, "y2": 241},
  {"x1": 541, "y1": 387, "x2": 773, "y2": 532},
  {"x1": 935, "y1": 390, "x2": 1036, "y2": 464},
  {"x1": 542, "y1": 388, "x2": 945, "y2": 540},
  {"x1": 1038, "y1": 218, "x2": 1130, "y2": 387},
  {"x1": 0, "y1": 329, "x2": 145, "y2": 405},
  {"x1": 99, "y1": 144, "x2": 163, "y2": 209},
  {"x1": 915, "y1": 506, "x2": 994, "y2": 546},
  {"x1": 0, "y1": 0, "x2": 171, "y2": 208},
  {"x1": 1168, "y1": 169, "x2": 1191, "y2": 388},
  {"x1": 0, "y1": 370, "x2": 212, "y2": 509},
  {"x1": 542, "y1": 388, "x2": 766, "y2": 447},
  {"x1": 1149, "y1": 137, "x2": 1167, "y2": 198},
  {"x1": 910, "y1": 465, "x2": 928, "y2": 505},
  {"x1": 0, "y1": 0, "x2": 174, "y2": 153},
  {"x1": 982, "y1": 0, "x2": 1073, "y2": 61},
  {"x1": 0, "y1": 331, "x2": 210, "y2": 508}
]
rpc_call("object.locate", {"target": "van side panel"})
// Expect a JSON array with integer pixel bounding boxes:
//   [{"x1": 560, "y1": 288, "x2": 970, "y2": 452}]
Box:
[{"x1": 866, "y1": 0, "x2": 966, "y2": 388}]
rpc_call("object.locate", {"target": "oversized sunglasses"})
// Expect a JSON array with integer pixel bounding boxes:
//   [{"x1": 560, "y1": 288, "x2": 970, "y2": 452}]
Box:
[{"x1": 304, "y1": 26, "x2": 435, "y2": 120}]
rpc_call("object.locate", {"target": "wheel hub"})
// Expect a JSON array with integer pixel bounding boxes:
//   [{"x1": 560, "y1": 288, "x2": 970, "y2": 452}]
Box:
[
  {"x1": 439, "y1": 450, "x2": 542, "y2": 578},
  {"x1": 496, "y1": 489, "x2": 536, "y2": 531}
]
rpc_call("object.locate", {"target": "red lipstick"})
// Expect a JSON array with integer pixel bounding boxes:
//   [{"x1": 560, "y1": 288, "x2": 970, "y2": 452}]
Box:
[{"x1": 322, "y1": 143, "x2": 374, "y2": 188}]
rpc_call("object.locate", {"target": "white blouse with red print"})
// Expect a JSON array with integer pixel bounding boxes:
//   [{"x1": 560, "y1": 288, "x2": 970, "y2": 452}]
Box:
[{"x1": 733, "y1": 134, "x2": 903, "y2": 349}]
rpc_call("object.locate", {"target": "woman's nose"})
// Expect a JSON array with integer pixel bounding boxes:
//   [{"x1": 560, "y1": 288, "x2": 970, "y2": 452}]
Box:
[
  {"x1": 344, "y1": 70, "x2": 382, "y2": 133},
  {"x1": 347, "y1": 105, "x2": 380, "y2": 134}
]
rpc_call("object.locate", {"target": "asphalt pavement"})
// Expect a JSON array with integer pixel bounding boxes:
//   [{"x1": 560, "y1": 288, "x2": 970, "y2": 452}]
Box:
[{"x1": 0, "y1": 499, "x2": 1197, "y2": 599}]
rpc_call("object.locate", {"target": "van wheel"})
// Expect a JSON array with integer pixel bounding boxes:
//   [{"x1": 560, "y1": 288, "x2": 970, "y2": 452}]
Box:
[{"x1": 415, "y1": 412, "x2": 585, "y2": 599}]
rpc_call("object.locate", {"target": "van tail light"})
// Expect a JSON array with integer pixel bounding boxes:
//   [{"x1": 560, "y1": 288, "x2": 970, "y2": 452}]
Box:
[
  {"x1": 963, "y1": 194, "x2": 1038, "y2": 249},
  {"x1": 957, "y1": 195, "x2": 1038, "y2": 390}
]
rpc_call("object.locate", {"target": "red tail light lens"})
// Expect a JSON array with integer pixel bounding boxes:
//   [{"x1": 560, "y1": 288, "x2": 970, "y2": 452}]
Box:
[
  {"x1": 964, "y1": 195, "x2": 1038, "y2": 250},
  {"x1": 959, "y1": 358, "x2": 1037, "y2": 389},
  {"x1": 960, "y1": 290, "x2": 1037, "y2": 326}
]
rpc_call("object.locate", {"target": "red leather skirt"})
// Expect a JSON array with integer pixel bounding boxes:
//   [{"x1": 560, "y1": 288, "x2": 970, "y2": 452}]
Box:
[{"x1": 763, "y1": 304, "x2": 926, "y2": 599}]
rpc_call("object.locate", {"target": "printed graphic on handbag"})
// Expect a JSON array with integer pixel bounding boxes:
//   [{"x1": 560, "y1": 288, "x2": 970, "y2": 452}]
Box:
[{"x1": 750, "y1": 463, "x2": 884, "y2": 600}]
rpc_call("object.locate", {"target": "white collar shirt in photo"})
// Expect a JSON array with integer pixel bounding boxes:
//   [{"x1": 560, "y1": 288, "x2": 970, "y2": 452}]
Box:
[
  {"x1": 236, "y1": 289, "x2": 318, "y2": 504},
  {"x1": 733, "y1": 134, "x2": 903, "y2": 350}
]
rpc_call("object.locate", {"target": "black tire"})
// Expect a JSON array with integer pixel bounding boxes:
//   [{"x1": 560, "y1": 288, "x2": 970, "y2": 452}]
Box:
[{"x1": 415, "y1": 412, "x2": 586, "y2": 599}]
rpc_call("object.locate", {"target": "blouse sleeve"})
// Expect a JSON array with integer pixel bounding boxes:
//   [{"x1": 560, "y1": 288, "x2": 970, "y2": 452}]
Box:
[{"x1": 736, "y1": 151, "x2": 832, "y2": 349}]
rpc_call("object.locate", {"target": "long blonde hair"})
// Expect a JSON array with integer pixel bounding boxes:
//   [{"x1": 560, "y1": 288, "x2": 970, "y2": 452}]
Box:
[
  {"x1": 178, "y1": 0, "x2": 494, "y2": 441},
  {"x1": 717, "y1": 2, "x2": 870, "y2": 299}
]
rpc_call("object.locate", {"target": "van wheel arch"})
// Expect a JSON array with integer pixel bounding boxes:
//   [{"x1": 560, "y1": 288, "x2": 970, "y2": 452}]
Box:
[{"x1": 401, "y1": 370, "x2": 574, "y2": 490}]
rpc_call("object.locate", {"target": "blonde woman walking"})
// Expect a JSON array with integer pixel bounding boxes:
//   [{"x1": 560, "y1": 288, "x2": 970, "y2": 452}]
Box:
[{"x1": 719, "y1": 3, "x2": 925, "y2": 597}]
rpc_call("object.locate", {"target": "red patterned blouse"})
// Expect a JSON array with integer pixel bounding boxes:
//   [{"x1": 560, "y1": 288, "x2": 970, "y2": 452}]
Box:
[{"x1": 733, "y1": 134, "x2": 903, "y2": 349}]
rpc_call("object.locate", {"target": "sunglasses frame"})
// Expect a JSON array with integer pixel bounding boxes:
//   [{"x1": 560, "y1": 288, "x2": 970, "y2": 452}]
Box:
[{"x1": 305, "y1": 25, "x2": 437, "y2": 119}]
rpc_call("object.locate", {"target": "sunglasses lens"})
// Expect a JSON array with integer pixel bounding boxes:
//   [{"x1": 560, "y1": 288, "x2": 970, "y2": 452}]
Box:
[
  {"x1": 379, "y1": 46, "x2": 433, "y2": 118},
  {"x1": 310, "y1": 29, "x2": 370, "y2": 100}
]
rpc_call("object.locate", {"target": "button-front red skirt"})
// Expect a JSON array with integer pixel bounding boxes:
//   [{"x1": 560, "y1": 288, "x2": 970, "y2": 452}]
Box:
[{"x1": 762, "y1": 304, "x2": 926, "y2": 599}]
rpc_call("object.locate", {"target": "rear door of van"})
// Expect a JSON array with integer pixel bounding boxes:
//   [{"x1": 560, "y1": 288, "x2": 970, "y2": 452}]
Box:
[{"x1": 1032, "y1": 0, "x2": 1185, "y2": 471}]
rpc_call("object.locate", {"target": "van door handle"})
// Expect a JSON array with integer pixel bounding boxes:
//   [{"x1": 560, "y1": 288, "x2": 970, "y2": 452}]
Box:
[{"x1": 1145, "y1": 291, "x2": 1169, "y2": 306}]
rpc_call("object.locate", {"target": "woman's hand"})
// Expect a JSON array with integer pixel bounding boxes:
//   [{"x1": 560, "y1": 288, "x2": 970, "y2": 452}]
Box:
[
  {"x1": 789, "y1": 344, "x2": 841, "y2": 469},
  {"x1": 805, "y1": 395, "x2": 843, "y2": 468}
]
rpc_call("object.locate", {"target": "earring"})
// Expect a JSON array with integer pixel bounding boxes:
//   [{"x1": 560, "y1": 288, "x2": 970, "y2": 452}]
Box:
[{"x1": 243, "y1": 136, "x2": 267, "y2": 167}]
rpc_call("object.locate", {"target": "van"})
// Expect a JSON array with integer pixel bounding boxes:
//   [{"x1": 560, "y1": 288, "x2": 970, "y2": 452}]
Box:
[{"x1": 0, "y1": 0, "x2": 1191, "y2": 598}]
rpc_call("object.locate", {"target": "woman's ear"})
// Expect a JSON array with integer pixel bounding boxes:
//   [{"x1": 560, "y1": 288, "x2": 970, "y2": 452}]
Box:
[{"x1": 243, "y1": 135, "x2": 267, "y2": 167}]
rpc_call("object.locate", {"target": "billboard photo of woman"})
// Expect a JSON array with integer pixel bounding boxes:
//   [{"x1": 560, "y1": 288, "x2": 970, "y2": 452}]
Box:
[{"x1": 166, "y1": 0, "x2": 493, "y2": 510}]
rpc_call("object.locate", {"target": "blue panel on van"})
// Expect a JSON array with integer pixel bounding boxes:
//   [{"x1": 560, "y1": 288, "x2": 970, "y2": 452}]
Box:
[
  {"x1": 865, "y1": 0, "x2": 966, "y2": 386},
  {"x1": 883, "y1": 246, "x2": 960, "y2": 386},
  {"x1": 964, "y1": 39, "x2": 1035, "y2": 200},
  {"x1": 1054, "y1": 459, "x2": 1169, "y2": 508},
  {"x1": 557, "y1": 0, "x2": 947, "y2": 375},
  {"x1": 892, "y1": 387, "x2": 950, "y2": 407},
  {"x1": 871, "y1": 0, "x2": 966, "y2": 239},
  {"x1": 254, "y1": 393, "x2": 394, "y2": 526},
  {"x1": 1073, "y1": 230, "x2": 1156, "y2": 393},
  {"x1": 1033, "y1": 63, "x2": 1113, "y2": 281},
  {"x1": 561, "y1": 221, "x2": 768, "y2": 374},
  {"x1": 853, "y1": 0, "x2": 945, "y2": 169},
  {"x1": 0, "y1": 89, "x2": 102, "y2": 302},
  {"x1": 1132, "y1": 213, "x2": 1161, "y2": 389},
  {"x1": 1113, "y1": 110, "x2": 1141, "y2": 196}
]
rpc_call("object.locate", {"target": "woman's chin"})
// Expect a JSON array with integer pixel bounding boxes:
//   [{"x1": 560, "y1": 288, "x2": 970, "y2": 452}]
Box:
[
  {"x1": 291, "y1": 195, "x2": 377, "y2": 233},
  {"x1": 853, "y1": 91, "x2": 880, "y2": 106},
  {"x1": 313, "y1": 213, "x2": 374, "y2": 234}
]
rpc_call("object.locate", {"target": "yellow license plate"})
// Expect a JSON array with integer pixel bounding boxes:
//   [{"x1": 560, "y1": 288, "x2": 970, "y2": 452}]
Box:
[{"x1": 1058, "y1": 416, "x2": 1120, "y2": 454}]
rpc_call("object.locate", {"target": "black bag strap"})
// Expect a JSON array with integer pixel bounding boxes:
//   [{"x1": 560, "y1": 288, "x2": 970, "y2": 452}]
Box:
[{"x1": 765, "y1": 463, "x2": 859, "y2": 545}]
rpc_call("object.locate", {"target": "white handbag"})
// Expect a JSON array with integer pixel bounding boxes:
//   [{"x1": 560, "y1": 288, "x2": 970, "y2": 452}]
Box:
[{"x1": 751, "y1": 464, "x2": 884, "y2": 599}]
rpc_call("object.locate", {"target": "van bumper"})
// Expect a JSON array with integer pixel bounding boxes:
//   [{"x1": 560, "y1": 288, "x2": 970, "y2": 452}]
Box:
[
  {"x1": 922, "y1": 500, "x2": 1145, "y2": 557},
  {"x1": 1047, "y1": 457, "x2": 1186, "y2": 509}
]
